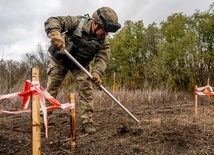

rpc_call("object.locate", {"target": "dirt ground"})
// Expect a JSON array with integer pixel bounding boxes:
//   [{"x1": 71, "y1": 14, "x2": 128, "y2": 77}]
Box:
[{"x1": 1, "y1": 94, "x2": 214, "y2": 155}]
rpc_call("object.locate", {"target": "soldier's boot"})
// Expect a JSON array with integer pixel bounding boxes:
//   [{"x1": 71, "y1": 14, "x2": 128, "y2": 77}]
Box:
[{"x1": 82, "y1": 122, "x2": 96, "y2": 134}]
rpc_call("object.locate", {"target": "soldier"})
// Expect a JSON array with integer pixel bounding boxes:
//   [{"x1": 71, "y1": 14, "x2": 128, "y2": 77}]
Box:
[{"x1": 44, "y1": 7, "x2": 121, "y2": 134}]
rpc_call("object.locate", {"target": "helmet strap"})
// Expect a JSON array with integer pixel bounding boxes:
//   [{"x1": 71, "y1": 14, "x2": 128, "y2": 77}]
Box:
[{"x1": 93, "y1": 23, "x2": 102, "y2": 36}]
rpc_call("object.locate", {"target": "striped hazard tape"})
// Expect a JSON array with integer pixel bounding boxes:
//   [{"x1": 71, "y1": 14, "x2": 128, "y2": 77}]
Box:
[
  {"x1": 195, "y1": 85, "x2": 214, "y2": 96},
  {"x1": 0, "y1": 80, "x2": 75, "y2": 137}
]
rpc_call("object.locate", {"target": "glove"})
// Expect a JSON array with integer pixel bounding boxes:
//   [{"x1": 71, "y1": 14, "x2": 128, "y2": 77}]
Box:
[
  {"x1": 90, "y1": 72, "x2": 102, "y2": 85},
  {"x1": 48, "y1": 31, "x2": 65, "y2": 53}
]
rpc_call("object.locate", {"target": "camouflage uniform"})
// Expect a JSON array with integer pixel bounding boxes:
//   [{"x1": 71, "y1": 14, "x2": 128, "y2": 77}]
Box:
[
  {"x1": 45, "y1": 15, "x2": 111, "y2": 126},
  {"x1": 47, "y1": 58, "x2": 94, "y2": 124},
  {"x1": 45, "y1": 7, "x2": 120, "y2": 134}
]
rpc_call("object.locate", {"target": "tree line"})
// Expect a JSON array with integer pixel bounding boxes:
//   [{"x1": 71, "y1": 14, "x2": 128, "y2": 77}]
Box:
[
  {"x1": 107, "y1": 3, "x2": 214, "y2": 92},
  {"x1": 0, "y1": 3, "x2": 213, "y2": 93}
]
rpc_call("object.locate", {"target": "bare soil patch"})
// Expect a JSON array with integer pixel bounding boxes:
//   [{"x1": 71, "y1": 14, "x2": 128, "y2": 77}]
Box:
[{"x1": 1, "y1": 93, "x2": 214, "y2": 155}]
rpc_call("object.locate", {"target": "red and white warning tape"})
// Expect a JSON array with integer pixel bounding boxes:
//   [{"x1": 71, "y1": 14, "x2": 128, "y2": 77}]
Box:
[
  {"x1": 195, "y1": 85, "x2": 214, "y2": 96},
  {"x1": 0, "y1": 80, "x2": 75, "y2": 138}
]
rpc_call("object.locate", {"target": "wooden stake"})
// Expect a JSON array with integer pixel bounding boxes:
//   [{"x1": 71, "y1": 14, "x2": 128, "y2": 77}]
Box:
[
  {"x1": 207, "y1": 78, "x2": 210, "y2": 86},
  {"x1": 31, "y1": 67, "x2": 41, "y2": 155},
  {"x1": 70, "y1": 93, "x2": 76, "y2": 151},
  {"x1": 195, "y1": 85, "x2": 198, "y2": 117},
  {"x1": 113, "y1": 72, "x2": 115, "y2": 94}
]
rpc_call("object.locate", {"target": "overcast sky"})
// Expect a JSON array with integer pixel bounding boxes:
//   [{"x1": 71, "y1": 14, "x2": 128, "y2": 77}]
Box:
[{"x1": 0, "y1": 0, "x2": 213, "y2": 61}]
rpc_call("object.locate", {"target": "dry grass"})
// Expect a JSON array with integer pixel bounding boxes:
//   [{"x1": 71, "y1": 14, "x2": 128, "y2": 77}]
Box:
[{"x1": 2, "y1": 83, "x2": 214, "y2": 154}]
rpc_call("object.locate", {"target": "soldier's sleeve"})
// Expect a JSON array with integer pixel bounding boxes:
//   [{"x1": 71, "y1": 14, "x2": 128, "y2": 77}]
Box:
[
  {"x1": 92, "y1": 37, "x2": 111, "y2": 77},
  {"x1": 44, "y1": 16, "x2": 78, "y2": 35}
]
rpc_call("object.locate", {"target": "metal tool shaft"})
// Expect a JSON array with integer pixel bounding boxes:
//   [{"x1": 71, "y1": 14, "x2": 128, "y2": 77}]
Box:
[{"x1": 64, "y1": 49, "x2": 142, "y2": 125}]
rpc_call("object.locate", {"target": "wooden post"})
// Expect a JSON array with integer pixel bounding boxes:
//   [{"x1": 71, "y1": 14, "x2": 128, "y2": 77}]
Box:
[
  {"x1": 207, "y1": 78, "x2": 211, "y2": 114},
  {"x1": 113, "y1": 72, "x2": 115, "y2": 94},
  {"x1": 195, "y1": 85, "x2": 198, "y2": 117},
  {"x1": 70, "y1": 93, "x2": 76, "y2": 151},
  {"x1": 207, "y1": 78, "x2": 210, "y2": 86},
  {"x1": 31, "y1": 67, "x2": 41, "y2": 155}
]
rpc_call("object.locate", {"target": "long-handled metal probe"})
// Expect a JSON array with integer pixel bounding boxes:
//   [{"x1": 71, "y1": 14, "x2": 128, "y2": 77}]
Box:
[{"x1": 64, "y1": 49, "x2": 142, "y2": 125}]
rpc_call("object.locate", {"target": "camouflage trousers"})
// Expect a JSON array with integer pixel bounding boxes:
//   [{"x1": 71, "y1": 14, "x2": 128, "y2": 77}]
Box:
[{"x1": 46, "y1": 58, "x2": 94, "y2": 124}]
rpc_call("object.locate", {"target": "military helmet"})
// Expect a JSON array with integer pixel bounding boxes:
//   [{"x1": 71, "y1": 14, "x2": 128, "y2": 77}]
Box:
[{"x1": 92, "y1": 7, "x2": 121, "y2": 32}]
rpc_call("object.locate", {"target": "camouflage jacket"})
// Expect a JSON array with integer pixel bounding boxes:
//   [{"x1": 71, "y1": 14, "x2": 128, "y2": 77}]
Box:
[{"x1": 44, "y1": 15, "x2": 111, "y2": 77}]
